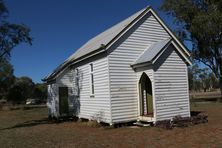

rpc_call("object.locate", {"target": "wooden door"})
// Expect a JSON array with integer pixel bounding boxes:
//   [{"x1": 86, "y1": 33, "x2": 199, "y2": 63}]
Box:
[
  {"x1": 147, "y1": 91, "x2": 153, "y2": 115},
  {"x1": 59, "y1": 87, "x2": 69, "y2": 115}
]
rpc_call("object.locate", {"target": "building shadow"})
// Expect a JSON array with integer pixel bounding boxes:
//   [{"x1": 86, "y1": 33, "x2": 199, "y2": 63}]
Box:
[
  {"x1": 1, "y1": 115, "x2": 81, "y2": 131},
  {"x1": 0, "y1": 116, "x2": 78, "y2": 131},
  {"x1": 190, "y1": 111, "x2": 202, "y2": 116},
  {"x1": 0, "y1": 118, "x2": 54, "y2": 131}
]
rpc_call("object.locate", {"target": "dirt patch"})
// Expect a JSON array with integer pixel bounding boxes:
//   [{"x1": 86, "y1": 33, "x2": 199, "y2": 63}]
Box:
[
  {"x1": 0, "y1": 104, "x2": 46, "y2": 111},
  {"x1": 0, "y1": 103, "x2": 222, "y2": 147},
  {"x1": 155, "y1": 113, "x2": 208, "y2": 129}
]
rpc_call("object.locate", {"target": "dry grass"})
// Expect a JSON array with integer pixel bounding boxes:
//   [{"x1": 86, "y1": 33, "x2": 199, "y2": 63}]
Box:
[{"x1": 0, "y1": 103, "x2": 222, "y2": 147}]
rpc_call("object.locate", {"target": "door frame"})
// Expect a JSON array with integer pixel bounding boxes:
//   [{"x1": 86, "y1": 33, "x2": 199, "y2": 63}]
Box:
[{"x1": 138, "y1": 72, "x2": 154, "y2": 117}]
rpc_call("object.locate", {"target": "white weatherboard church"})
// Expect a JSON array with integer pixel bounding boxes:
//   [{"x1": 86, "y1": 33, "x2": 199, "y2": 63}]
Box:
[{"x1": 43, "y1": 6, "x2": 191, "y2": 125}]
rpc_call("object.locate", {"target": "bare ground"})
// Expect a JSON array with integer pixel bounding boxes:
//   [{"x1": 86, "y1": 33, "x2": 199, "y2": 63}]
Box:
[{"x1": 0, "y1": 103, "x2": 222, "y2": 148}]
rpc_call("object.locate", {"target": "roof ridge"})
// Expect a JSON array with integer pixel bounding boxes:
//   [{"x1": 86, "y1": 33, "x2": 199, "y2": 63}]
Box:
[
  {"x1": 67, "y1": 6, "x2": 149, "y2": 62},
  {"x1": 43, "y1": 6, "x2": 150, "y2": 81}
]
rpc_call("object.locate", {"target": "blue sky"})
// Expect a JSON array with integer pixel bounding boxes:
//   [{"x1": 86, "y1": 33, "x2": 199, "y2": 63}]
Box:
[{"x1": 5, "y1": 0, "x2": 182, "y2": 83}]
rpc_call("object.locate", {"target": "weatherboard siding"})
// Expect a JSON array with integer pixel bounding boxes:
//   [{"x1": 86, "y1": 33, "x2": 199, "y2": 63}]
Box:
[
  {"x1": 136, "y1": 68, "x2": 156, "y2": 119},
  {"x1": 154, "y1": 45, "x2": 190, "y2": 121},
  {"x1": 56, "y1": 57, "x2": 111, "y2": 123},
  {"x1": 108, "y1": 12, "x2": 170, "y2": 123},
  {"x1": 57, "y1": 68, "x2": 73, "y2": 87},
  {"x1": 56, "y1": 68, "x2": 78, "y2": 115},
  {"x1": 47, "y1": 83, "x2": 59, "y2": 117}
]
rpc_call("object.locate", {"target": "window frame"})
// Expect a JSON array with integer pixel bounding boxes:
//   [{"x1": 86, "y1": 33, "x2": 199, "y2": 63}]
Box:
[
  {"x1": 74, "y1": 68, "x2": 79, "y2": 97},
  {"x1": 89, "y1": 63, "x2": 94, "y2": 97}
]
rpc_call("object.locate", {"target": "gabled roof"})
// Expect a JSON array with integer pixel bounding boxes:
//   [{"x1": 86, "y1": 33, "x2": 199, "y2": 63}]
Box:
[
  {"x1": 67, "y1": 8, "x2": 147, "y2": 61},
  {"x1": 43, "y1": 7, "x2": 149, "y2": 81},
  {"x1": 43, "y1": 6, "x2": 191, "y2": 82},
  {"x1": 133, "y1": 38, "x2": 172, "y2": 65},
  {"x1": 132, "y1": 38, "x2": 192, "y2": 67}
]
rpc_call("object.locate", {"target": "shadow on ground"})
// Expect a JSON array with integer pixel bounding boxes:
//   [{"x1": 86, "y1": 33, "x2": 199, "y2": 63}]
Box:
[
  {"x1": 0, "y1": 117, "x2": 77, "y2": 131},
  {"x1": 0, "y1": 118, "x2": 53, "y2": 130},
  {"x1": 190, "y1": 111, "x2": 202, "y2": 116},
  {"x1": 0, "y1": 111, "x2": 205, "y2": 131}
]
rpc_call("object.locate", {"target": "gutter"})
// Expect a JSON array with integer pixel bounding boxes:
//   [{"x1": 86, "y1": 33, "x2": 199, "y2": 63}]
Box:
[{"x1": 42, "y1": 45, "x2": 106, "y2": 82}]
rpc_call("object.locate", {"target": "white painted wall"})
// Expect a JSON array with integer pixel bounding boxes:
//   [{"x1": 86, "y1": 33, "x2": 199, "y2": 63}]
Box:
[
  {"x1": 154, "y1": 45, "x2": 190, "y2": 121},
  {"x1": 108, "y1": 12, "x2": 170, "y2": 123},
  {"x1": 57, "y1": 68, "x2": 73, "y2": 87},
  {"x1": 47, "y1": 83, "x2": 59, "y2": 117},
  {"x1": 55, "y1": 56, "x2": 111, "y2": 123},
  {"x1": 47, "y1": 11, "x2": 190, "y2": 124}
]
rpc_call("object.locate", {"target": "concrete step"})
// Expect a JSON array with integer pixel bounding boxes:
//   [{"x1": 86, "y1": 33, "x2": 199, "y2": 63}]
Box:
[{"x1": 133, "y1": 121, "x2": 151, "y2": 127}]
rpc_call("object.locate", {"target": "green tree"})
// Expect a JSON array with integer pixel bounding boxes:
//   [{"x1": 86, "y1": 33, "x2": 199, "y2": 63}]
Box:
[
  {"x1": 32, "y1": 83, "x2": 47, "y2": 102},
  {"x1": 199, "y1": 68, "x2": 211, "y2": 92},
  {"x1": 161, "y1": 0, "x2": 222, "y2": 101},
  {"x1": 0, "y1": 0, "x2": 32, "y2": 103},
  {"x1": 188, "y1": 64, "x2": 202, "y2": 91},
  {"x1": 189, "y1": 64, "x2": 217, "y2": 92},
  {"x1": 7, "y1": 84, "x2": 23, "y2": 104},
  {"x1": 0, "y1": 58, "x2": 15, "y2": 99},
  {"x1": 0, "y1": 0, "x2": 32, "y2": 59},
  {"x1": 7, "y1": 76, "x2": 34, "y2": 103},
  {"x1": 209, "y1": 72, "x2": 219, "y2": 89},
  {"x1": 188, "y1": 67, "x2": 193, "y2": 90}
]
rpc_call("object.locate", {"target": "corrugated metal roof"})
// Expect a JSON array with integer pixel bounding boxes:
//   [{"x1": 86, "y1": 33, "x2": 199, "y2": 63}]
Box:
[
  {"x1": 43, "y1": 7, "x2": 149, "y2": 81},
  {"x1": 67, "y1": 8, "x2": 147, "y2": 61},
  {"x1": 133, "y1": 38, "x2": 171, "y2": 65},
  {"x1": 43, "y1": 6, "x2": 192, "y2": 81}
]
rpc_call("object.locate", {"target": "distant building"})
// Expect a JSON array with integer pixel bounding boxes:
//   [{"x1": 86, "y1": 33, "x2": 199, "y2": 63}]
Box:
[{"x1": 43, "y1": 6, "x2": 191, "y2": 125}]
